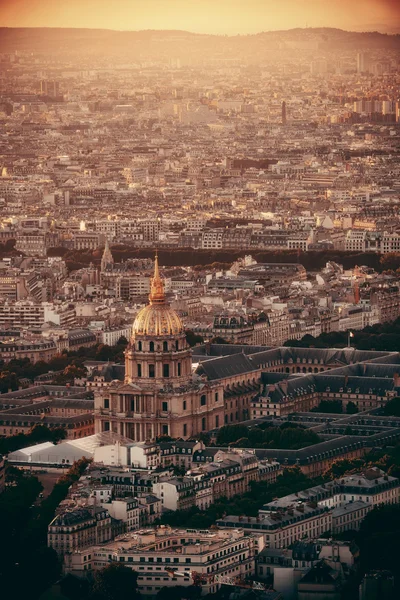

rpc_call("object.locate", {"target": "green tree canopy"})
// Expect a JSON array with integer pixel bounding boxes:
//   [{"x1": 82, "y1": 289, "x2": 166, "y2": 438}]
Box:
[
  {"x1": 383, "y1": 397, "x2": 400, "y2": 417},
  {"x1": 90, "y1": 564, "x2": 140, "y2": 600}
]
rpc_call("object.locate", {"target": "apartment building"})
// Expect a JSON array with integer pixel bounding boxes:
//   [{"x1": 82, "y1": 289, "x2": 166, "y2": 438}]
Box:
[
  {"x1": 331, "y1": 501, "x2": 371, "y2": 534},
  {"x1": 0, "y1": 300, "x2": 76, "y2": 330},
  {"x1": 0, "y1": 338, "x2": 57, "y2": 363},
  {"x1": 100, "y1": 326, "x2": 132, "y2": 346},
  {"x1": 218, "y1": 469, "x2": 398, "y2": 548},
  {"x1": 218, "y1": 506, "x2": 332, "y2": 550},
  {"x1": 0, "y1": 300, "x2": 45, "y2": 329},
  {"x1": 48, "y1": 507, "x2": 113, "y2": 556},
  {"x1": 100, "y1": 498, "x2": 140, "y2": 531},
  {"x1": 64, "y1": 527, "x2": 264, "y2": 597},
  {"x1": 370, "y1": 285, "x2": 400, "y2": 323},
  {"x1": 73, "y1": 232, "x2": 105, "y2": 250},
  {"x1": 15, "y1": 231, "x2": 59, "y2": 257}
]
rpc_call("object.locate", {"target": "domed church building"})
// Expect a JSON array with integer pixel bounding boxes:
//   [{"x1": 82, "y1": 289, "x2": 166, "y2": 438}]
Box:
[{"x1": 94, "y1": 255, "x2": 225, "y2": 441}]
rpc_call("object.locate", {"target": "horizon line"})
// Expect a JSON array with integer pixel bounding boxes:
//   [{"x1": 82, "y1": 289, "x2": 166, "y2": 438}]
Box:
[{"x1": 1, "y1": 25, "x2": 399, "y2": 36}]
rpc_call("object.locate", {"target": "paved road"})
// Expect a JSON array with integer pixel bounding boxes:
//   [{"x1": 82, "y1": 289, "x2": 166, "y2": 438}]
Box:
[{"x1": 36, "y1": 471, "x2": 61, "y2": 499}]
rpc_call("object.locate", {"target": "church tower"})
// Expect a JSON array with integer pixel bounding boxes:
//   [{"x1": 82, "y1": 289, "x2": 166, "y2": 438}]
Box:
[
  {"x1": 124, "y1": 253, "x2": 192, "y2": 386},
  {"x1": 94, "y1": 255, "x2": 224, "y2": 442},
  {"x1": 101, "y1": 239, "x2": 114, "y2": 272}
]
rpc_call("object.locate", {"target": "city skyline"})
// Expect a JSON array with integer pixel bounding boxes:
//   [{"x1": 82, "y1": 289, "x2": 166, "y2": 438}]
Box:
[
  {"x1": 1, "y1": 0, "x2": 400, "y2": 34},
  {"x1": 1, "y1": 2, "x2": 400, "y2": 598}
]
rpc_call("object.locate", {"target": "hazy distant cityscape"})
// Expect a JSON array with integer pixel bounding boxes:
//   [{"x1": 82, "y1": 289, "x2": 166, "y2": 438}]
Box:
[{"x1": 0, "y1": 22, "x2": 400, "y2": 600}]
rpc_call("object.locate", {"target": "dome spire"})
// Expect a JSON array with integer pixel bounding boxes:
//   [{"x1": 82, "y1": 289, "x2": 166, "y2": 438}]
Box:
[{"x1": 149, "y1": 251, "x2": 165, "y2": 304}]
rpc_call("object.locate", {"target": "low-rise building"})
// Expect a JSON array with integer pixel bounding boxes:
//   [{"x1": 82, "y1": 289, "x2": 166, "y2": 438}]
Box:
[{"x1": 64, "y1": 526, "x2": 264, "y2": 597}]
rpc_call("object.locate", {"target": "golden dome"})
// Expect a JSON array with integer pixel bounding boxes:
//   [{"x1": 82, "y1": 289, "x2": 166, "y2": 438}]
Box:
[{"x1": 132, "y1": 254, "x2": 183, "y2": 337}]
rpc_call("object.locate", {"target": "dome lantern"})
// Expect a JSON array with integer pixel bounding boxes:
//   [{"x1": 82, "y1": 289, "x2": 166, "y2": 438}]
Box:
[{"x1": 131, "y1": 253, "x2": 184, "y2": 337}]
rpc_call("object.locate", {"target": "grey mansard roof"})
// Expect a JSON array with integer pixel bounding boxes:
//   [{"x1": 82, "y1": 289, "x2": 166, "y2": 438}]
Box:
[{"x1": 196, "y1": 352, "x2": 259, "y2": 380}]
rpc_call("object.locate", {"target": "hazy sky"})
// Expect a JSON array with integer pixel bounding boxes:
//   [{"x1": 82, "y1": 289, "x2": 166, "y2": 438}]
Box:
[{"x1": 0, "y1": 0, "x2": 399, "y2": 34}]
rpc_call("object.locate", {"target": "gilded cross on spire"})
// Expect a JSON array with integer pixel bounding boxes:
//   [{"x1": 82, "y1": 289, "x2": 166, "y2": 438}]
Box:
[{"x1": 149, "y1": 251, "x2": 165, "y2": 304}]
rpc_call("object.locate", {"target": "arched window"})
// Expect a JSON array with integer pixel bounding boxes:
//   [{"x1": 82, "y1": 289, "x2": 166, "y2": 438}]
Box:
[
  {"x1": 200, "y1": 394, "x2": 206, "y2": 406},
  {"x1": 163, "y1": 341, "x2": 168, "y2": 352},
  {"x1": 149, "y1": 341, "x2": 154, "y2": 352}
]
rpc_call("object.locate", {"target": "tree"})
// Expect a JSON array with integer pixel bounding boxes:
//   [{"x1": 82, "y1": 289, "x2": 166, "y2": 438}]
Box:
[
  {"x1": 90, "y1": 564, "x2": 140, "y2": 600},
  {"x1": 383, "y1": 397, "x2": 400, "y2": 417},
  {"x1": 358, "y1": 504, "x2": 400, "y2": 578},
  {"x1": 210, "y1": 336, "x2": 229, "y2": 344},
  {"x1": 60, "y1": 574, "x2": 91, "y2": 600},
  {"x1": 0, "y1": 370, "x2": 19, "y2": 393},
  {"x1": 185, "y1": 330, "x2": 204, "y2": 347},
  {"x1": 156, "y1": 585, "x2": 201, "y2": 599},
  {"x1": 346, "y1": 401, "x2": 358, "y2": 414},
  {"x1": 311, "y1": 400, "x2": 343, "y2": 414},
  {"x1": 323, "y1": 458, "x2": 366, "y2": 480},
  {"x1": 53, "y1": 364, "x2": 87, "y2": 385}
]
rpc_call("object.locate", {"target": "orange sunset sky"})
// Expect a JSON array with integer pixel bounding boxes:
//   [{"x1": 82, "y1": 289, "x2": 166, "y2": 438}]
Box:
[{"x1": 0, "y1": 0, "x2": 399, "y2": 34}]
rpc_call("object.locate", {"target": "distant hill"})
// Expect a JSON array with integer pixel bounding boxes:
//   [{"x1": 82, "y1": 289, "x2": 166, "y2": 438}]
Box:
[{"x1": 0, "y1": 27, "x2": 398, "y2": 58}]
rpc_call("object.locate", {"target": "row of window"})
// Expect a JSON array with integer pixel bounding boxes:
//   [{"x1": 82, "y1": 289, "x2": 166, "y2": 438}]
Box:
[
  {"x1": 137, "y1": 363, "x2": 181, "y2": 378},
  {"x1": 136, "y1": 340, "x2": 180, "y2": 352}
]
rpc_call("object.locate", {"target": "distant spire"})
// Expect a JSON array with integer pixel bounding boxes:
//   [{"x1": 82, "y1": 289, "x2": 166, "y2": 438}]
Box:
[
  {"x1": 101, "y1": 238, "x2": 114, "y2": 272},
  {"x1": 149, "y1": 251, "x2": 165, "y2": 304}
]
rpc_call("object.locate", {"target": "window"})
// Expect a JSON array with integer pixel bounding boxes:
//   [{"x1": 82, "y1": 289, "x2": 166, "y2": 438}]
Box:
[
  {"x1": 183, "y1": 401, "x2": 187, "y2": 410},
  {"x1": 104, "y1": 399, "x2": 109, "y2": 409},
  {"x1": 163, "y1": 364, "x2": 170, "y2": 378},
  {"x1": 163, "y1": 341, "x2": 168, "y2": 352},
  {"x1": 137, "y1": 364, "x2": 142, "y2": 377},
  {"x1": 162, "y1": 401, "x2": 168, "y2": 412},
  {"x1": 215, "y1": 392, "x2": 218, "y2": 402},
  {"x1": 201, "y1": 394, "x2": 206, "y2": 406},
  {"x1": 138, "y1": 341, "x2": 142, "y2": 351},
  {"x1": 175, "y1": 340, "x2": 179, "y2": 351},
  {"x1": 162, "y1": 425, "x2": 168, "y2": 435},
  {"x1": 177, "y1": 362, "x2": 181, "y2": 377},
  {"x1": 104, "y1": 422, "x2": 110, "y2": 432},
  {"x1": 149, "y1": 341, "x2": 154, "y2": 352},
  {"x1": 149, "y1": 364, "x2": 155, "y2": 378},
  {"x1": 183, "y1": 424, "x2": 187, "y2": 437},
  {"x1": 215, "y1": 415, "x2": 219, "y2": 428},
  {"x1": 202, "y1": 417, "x2": 206, "y2": 431}
]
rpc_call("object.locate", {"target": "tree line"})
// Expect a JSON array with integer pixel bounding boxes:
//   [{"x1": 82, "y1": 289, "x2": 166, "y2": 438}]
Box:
[
  {"x1": 46, "y1": 244, "x2": 400, "y2": 273},
  {"x1": 0, "y1": 336, "x2": 129, "y2": 392},
  {"x1": 0, "y1": 457, "x2": 91, "y2": 599},
  {"x1": 284, "y1": 316, "x2": 400, "y2": 352},
  {"x1": 0, "y1": 423, "x2": 66, "y2": 455},
  {"x1": 212, "y1": 422, "x2": 321, "y2": 450}
]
